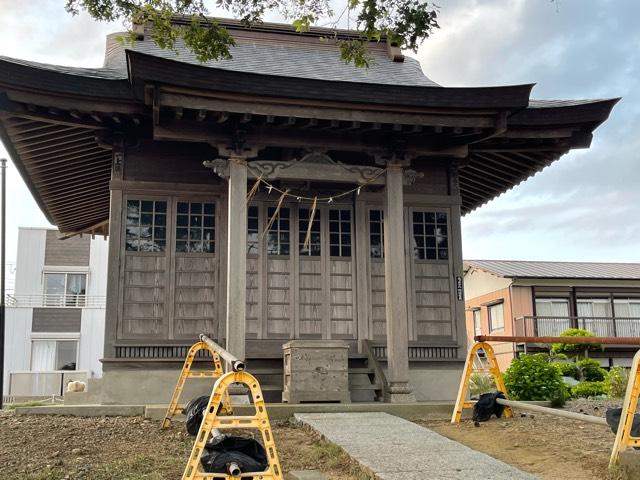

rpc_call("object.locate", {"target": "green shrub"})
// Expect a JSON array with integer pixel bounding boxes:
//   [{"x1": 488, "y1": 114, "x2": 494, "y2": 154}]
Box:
[
  {"x1": 469, "y1": 373, "x2": 496, "y2": 397},
  {"x1": 552, "y1": 361, "x2": 580, "y2": 380},
  {"x1": 606, "y1": 367, "x2": 630, "y2": 398},
  {"x1": 576, "y1": 358, "x2": 606, "y2": 382},
  {"x1": 550, "y1": 328, "x2": 603, "y2": 358},
  {"x1": 503, "y1": 353, "x2": 567, "y2": 401},
  {"x1": 552, "y1": 353, "x2": 569, "y2": 360},
  {"x1": 571, "y1": 381, "x2": 607, "y2": 398}
]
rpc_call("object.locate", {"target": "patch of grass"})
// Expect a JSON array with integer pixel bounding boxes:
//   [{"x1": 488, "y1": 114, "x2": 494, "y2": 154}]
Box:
[
  {"x1": 309, "y1": 440, "x2": 373, "y2": 480},
  {"x1": 6, "y1": 400, "x2": 52, "y2": 410},
  {"x1": 469, "y1": 373, "x2": 496, "y2": 397}
]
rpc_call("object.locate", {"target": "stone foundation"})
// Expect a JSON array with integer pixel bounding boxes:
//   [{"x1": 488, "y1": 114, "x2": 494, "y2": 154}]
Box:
[
  {"x1": 99, "y1": 368, "x2": 213, "y2": 405},
  {"x1": 407, "y1": 362, "x2": 464, "y2": 402}
]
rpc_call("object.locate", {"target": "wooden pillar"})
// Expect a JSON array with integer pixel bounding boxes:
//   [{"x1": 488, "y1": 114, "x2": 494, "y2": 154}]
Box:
[
  {"x1": 383, "y1": 163, "x2": 415, "y2": 402},
  {"x1": 103, "y1": 140, "x2": 124, "y2": 360},
  {"x1": 225, "y1": 157, "x2": 248, "y2": 361}
]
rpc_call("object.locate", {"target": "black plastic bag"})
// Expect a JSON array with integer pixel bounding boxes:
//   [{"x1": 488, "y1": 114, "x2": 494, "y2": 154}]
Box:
[
  {"x1": 184, "y1": 395, "x2": 228, "y2": 436},
  {"x1": 606, "y1": 407, "x2": 640, "y2": 439},
  {"x1": 201, "y1": 435, "x2": 268, "y2": 475},
  {"x1": 473, "y1": 391, "x2": 507, "y2": 422},
  {"x1": 184, "y1": 395, "x2": 210, "y2": 436}
]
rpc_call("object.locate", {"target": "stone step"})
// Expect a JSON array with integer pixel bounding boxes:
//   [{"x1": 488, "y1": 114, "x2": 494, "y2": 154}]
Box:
[
  {"x1": 349, "y1": 384, "x2": 382, "y2": 391},
  {"x1": 348, "y1": 368, "x2": 375, "y2": 375},
  {"x1": 259, "y1": 384, "x2": 283, "y2": 391}
]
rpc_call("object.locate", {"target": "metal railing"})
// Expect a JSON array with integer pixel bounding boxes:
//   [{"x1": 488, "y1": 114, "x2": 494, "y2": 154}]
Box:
[
  {"x1": 514, "y1": 316, "x2": 640, "y2": 339},
  {"x1": 5, "y1": 294, "x2": 106, "y2": 308}
]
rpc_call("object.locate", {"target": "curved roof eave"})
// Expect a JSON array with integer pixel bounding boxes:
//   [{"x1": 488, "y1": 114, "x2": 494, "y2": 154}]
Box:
[
  {"x1": 0, "y1": 56, "x2": 133, "y2": 100},
  {"x1": 125, "y1": 50, "x2": 535, "y2": 110},
  {"x1": 511, "y1": 98, "x2": 621, "y2": 127}
]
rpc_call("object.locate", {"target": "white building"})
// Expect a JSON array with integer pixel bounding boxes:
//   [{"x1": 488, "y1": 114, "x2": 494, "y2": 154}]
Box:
[{"x1": 3, "y1": 227, "x2": 108, "y2": 397}]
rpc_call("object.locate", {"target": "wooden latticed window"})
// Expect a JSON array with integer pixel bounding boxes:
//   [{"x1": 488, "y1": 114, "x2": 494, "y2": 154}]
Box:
[
  {"x1": 298, "y1": 208, "x2": 321, "y2": 256},
  {"x1": 266, "y1": 207, "x2": 290, "y2": 256},
  {"x1": 329, "y1": 209, "x2": 352, "y2": 257},
  {"x1": 175, "y1": 201, "x2": 215, "y2": 253},
  {"x1": 412, "y1": 211, "x2": 448, "y2": 261},
  {"x1": 247, "y1": 206, "x2": 259, "y2": 255},
  {"x1": 369, "y1": 209, "x2": 384, "y2": 258},
  {"x1": 125, "y1": 200, "x2": 167, "y2": 252}
]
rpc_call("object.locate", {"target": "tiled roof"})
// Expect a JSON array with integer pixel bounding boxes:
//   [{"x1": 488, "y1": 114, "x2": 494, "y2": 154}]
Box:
[
  {"x1": 465, "y1": 260, "x2": 640, "y2": 280},
  {"x1": 103, "y1": 32, "x2": 440, "y2": 87}
]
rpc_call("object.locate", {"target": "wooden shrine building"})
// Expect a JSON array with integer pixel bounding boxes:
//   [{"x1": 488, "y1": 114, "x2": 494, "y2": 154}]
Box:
[{"x1": 0, "y1": 18, "x2": 617, "y2": 403}]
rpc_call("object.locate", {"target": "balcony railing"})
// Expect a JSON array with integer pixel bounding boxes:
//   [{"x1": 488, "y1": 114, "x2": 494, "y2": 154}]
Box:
[
  {"x1": 5, "y1": 294, "x2": 106, "y2": 308},
  {"x1": 514, "y1": 316, "x2": 640, "y2": 338}
]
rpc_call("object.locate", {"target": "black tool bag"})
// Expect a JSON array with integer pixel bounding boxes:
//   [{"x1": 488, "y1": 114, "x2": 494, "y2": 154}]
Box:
[
  {"x1": 184, "y1": 395, "x2": 210, "y2": 436},
  {"x1": 472, "y1": 391, "x2": 507, "y2": 422},
  {"x1": 183, "y1": 395, "x2": 228, "y2": 436},
  {"x1": 606, "y1": 407, "x2": 640, "y2": 441},
  {"x1": 201, "y1": 435, "x2": 268, "y2": 475}
]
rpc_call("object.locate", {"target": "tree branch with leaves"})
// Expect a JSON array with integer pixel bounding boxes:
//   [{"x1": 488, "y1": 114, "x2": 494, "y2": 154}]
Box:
[{"x1": 65, "y1": 0, "x2": 439, "y2": 67}]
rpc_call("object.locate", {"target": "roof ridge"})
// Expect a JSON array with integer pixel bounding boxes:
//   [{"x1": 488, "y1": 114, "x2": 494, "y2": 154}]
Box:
[
  {"x1": 168, "y1": 15, "x2": 376, "y2": 42},
  {"x1": 466, "y1": 259, "x2": 640, "y2": 265}
]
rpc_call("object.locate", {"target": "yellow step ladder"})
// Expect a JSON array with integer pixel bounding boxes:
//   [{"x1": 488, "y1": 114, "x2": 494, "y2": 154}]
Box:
[
  {"x1": 162, "y1": 340, "x2": 233, "y2": 429},
  {"x1": 182, "y1": 370, "x2": 283, "y2": 480},
  {"x1": 451, "y1": 341, "x2": 513, "y2": 424}
]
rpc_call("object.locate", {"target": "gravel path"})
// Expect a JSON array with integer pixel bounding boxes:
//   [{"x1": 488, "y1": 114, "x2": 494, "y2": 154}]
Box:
[{"x1": 296, "y1": 412, "x2": 538, "y2": 480}]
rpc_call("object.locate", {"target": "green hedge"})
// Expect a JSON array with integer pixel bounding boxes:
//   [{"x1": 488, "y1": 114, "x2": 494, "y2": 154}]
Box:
[
  {"x1": 504, "y1": 354, "x2": 567, "y2": 402},
  {"x1": 550, "y1": 328, "x2": 603, "y2": 357},
  {"x1": 552, "y1": 361, "x2": 580, "y2": 380},
  {"x1": 606, "y1": 367, "x2": 630, "y2": 398},
  {"x1": 571, "y1": 381, "x2": 607, "y2": 398},
  {"x1": 576, "y1": 358, "x2": 606, "y2": 382}
]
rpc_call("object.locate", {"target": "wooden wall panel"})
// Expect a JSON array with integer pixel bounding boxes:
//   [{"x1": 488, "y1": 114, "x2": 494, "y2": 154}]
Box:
[
  {"x1": 246, "y1": 257, "x2": 260, "y2": 339},
  {"x1": 404, "y1": 164, "x2": 448, "y2": 196},
  {"x1": 369, "y1": 260, "x2": 386, "y2": 338},
  {"x1": 121, "y1": 254, "x2": 167, "y2": 338},
  {"x1": 413, "y1": 262, "x2": 452, "y2": 340},
  {"x1": 266, "y1": 258, "x2": 291, "y2": 338},
  {"x1": 330, "y1": 260, "x2": 355, "y2": 339},
  {"x1": 173, "y1": 256, "x2": 217, "y2": 338},
  {"x1": 298, "y1": 258, "x2": 323, "y2": 338},
  {"x1": 124, "y1": 141, "x2": 222, "y2": 185}
]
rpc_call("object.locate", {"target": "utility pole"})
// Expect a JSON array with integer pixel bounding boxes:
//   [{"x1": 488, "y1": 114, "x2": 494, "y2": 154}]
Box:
[{"x1": 0, "y1": 158, "x2": 6, "y2": 409}]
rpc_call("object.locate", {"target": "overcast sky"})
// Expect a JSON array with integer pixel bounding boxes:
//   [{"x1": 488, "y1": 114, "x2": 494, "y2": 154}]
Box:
[{"x1": 0, "y1": 0, "x2": 638, "y2": 274}]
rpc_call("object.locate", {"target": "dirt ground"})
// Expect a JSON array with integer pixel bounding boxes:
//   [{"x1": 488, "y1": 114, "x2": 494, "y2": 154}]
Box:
[
  {"x1": 419, "y1": 401, "x2": 627, "y2": 480},
  {"x1": 0, "y1": 411, "x2": 369, "y2": 480},
  {"x1": 1, "y1": 401, "x2": 632, "y2": 480}
]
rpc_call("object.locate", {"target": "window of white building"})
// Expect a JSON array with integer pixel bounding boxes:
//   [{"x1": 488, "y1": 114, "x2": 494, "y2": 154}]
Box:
[
  {"x1": 31, "y1": 339, "x2": 78, "y2": 371},
  {"x1": 43, "y1": 273, "x2": 87, "y2": 306}
]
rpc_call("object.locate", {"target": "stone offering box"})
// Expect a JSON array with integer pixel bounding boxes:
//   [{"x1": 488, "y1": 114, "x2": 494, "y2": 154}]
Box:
[{"x1": 282, "y1": 340, "x2": 350, "y2": 403}]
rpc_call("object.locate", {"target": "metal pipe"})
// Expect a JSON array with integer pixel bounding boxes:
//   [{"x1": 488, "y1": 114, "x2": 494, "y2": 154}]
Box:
[
  {"x1": 476, "y1": 335, "x2": 640, "y2": 345},
  {"x1": 199, "y1": 334, "x2": 246, "y2": 372},
  {"x1": 227, "y1": 462, "x2": 242, "y2": 476},
  {"x1": 496, "y1": 398, "x2": 608, "y2": 426}
]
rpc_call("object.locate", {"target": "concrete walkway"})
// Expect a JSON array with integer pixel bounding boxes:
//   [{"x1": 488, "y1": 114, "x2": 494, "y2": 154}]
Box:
[{"x1": 295, "y1": 412, "x2": 537, "y2": 480}]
